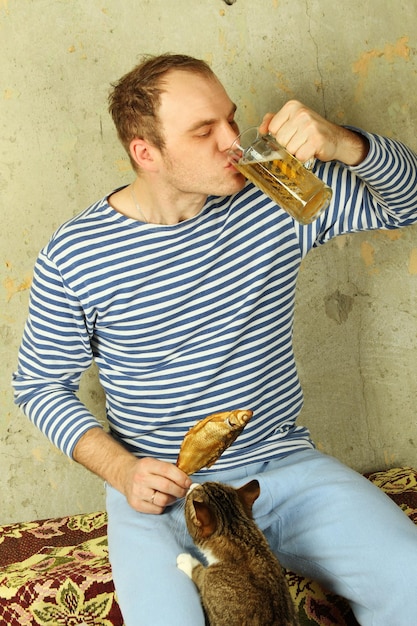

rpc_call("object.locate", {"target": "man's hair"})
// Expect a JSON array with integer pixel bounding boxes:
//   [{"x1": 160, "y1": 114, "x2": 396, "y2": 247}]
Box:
[{"x1": 108, "y1": 53, "x2": 216, "y2": 169}]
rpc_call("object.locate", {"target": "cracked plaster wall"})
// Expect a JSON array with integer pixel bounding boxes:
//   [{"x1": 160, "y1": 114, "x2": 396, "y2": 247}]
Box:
[{"x1": 1, "y1": 0, "x2": 416, "y2": 523}]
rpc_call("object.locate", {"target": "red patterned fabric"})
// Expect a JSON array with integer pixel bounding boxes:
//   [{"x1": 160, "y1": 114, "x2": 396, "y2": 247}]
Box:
[
  {"x1": 0, "y1": 467, "x2": 416, "y2": 626},
  {"x1": 0, "y1": 512, "x2": 123, "y2": 625}
]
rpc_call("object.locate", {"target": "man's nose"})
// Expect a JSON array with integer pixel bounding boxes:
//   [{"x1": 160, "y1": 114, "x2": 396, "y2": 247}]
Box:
[{"x1": 219, "y1": 121, "x2": 240, "y2": 152}]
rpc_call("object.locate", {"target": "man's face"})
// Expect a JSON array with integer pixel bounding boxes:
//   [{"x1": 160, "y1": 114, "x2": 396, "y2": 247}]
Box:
[{"x1": 155, "y1": 70, "x2": 246, "y2": 198}]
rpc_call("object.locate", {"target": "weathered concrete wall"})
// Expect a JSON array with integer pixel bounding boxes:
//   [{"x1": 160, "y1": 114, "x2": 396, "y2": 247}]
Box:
[{"x1": 1, "y1": 0, "x2": 416, "y2": 523}]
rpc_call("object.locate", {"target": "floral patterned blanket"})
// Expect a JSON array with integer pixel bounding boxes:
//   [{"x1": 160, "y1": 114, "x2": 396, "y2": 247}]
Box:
[{"x1": 0, "y1": 467, "x2": 416, "y2": 626}]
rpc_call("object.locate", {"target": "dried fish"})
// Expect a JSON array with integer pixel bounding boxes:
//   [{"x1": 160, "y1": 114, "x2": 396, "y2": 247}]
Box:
[{"x1": 176, "y1": 409, "x2": 253, "y2": 475}]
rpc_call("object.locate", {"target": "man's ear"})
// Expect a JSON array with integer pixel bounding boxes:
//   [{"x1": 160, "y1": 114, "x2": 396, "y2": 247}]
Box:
[{"x1": 129, "y1": 138, "x2": 159, "y2": 172}]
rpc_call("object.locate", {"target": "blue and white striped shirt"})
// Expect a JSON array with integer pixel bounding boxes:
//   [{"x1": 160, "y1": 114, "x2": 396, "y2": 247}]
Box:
[{"x1": 12, "y1": 131, "x2": 417, "y2": 473}]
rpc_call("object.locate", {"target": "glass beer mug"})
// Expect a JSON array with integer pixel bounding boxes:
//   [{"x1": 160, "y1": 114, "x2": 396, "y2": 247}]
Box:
[{"x1": 229, "y1": 127, "x2": 332, "y2": 224}]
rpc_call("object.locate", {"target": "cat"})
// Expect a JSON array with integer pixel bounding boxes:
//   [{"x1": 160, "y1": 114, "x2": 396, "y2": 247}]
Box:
[{"x1": 177, "y1": 480, "x2": 299, "y2": 626}]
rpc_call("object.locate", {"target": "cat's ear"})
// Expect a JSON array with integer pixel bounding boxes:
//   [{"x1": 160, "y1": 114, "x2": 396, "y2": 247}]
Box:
[
  {"x1": 193, "y1": 500, "x2": 217, "y2": 537},
  {"x1": 236, "y1": 480, "x2": 260, "y2": 515}
]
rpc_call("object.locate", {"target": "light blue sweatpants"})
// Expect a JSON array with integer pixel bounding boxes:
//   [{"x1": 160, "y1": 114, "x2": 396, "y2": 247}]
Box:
[{"x1": 106, "y1": 449, "x2": 417, "y2": 626}]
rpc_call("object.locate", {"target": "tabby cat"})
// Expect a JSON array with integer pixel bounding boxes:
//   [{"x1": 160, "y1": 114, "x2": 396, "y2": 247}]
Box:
[{"x1": 177, "y1": 480, "x2": 299, "y2": 626}]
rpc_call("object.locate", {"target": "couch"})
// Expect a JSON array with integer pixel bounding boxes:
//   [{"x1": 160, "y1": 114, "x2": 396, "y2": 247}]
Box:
[{"x1": 1, "y1": 466, "x2": 416, "y2": 625}]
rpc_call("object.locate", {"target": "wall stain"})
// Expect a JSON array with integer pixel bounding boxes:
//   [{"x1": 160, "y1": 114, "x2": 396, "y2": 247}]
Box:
[
  {"x1": 324, "y1": 290, "x2": 354, "y2": 325},
  {"x1": 0, "y1": 324, "x2": 13, "y2": 346},
  {"x1": 32, "y1": 448, "x2": 45, "y2": 463},
  {"x1": 360, "y1": 240, "x2": 375, "y2": 267},
  {"x1": 371, "y1": 229, "x2": 403, "y2": 242},
  {"x1": 383, "y1": 450, "x2": 397, "y2": 467},
  {"x1": 218, "y1": 28, "x2": 227, "y2": 49},
  {"x1": 4, "y1": 88, "x2": 19, "y2": 99},
  {"x1": 272, "y1": 70, "x2": 294, "y2": 97},
  {"x1": 114, "y1": 158, "x2": 131, "y2": 172},
  {"x1": 360, "y1": 240, "x2": 381, "y2": 275},
  {"x1": 334, "y1": 234, "x2": 349, "y2": 250},
  {"x1": 352, "y1": 36, "x2": 410, "y2": 101},
  {"x1": 3, "y1": 274, "x2": 32, "y2": 302},
  {"x1": 408, "y1": 248, "x2": 417, "y2": 275}
]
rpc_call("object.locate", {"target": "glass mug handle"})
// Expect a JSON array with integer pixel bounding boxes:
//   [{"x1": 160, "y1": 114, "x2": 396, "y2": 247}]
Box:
[
  {"x1": 263, "y1": 132, "x2": 315, "y2": 170},
  {"x1": 234, "y1": 130, "x2": 315, "y2": 170}
]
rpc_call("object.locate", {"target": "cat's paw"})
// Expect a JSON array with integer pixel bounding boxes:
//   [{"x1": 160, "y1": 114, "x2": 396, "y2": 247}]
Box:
[{"x1": 177, "y1": 553, "x2": 199, "y2": 578}]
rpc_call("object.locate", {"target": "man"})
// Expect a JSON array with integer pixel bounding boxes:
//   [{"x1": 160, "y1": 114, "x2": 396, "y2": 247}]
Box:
[{"x1": 13, "y1": 54, "x2": 417, "y2": 625}]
